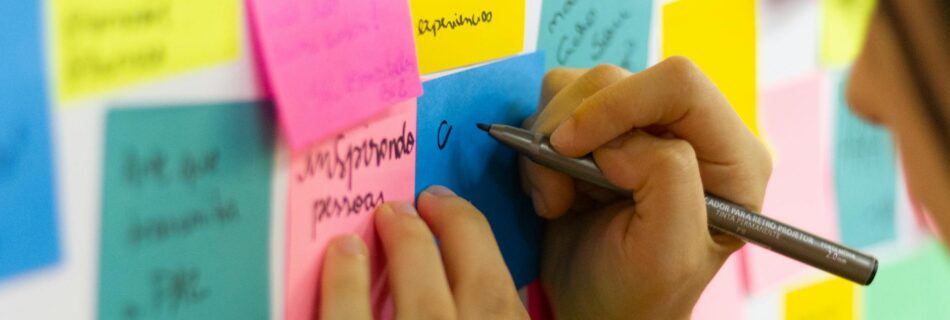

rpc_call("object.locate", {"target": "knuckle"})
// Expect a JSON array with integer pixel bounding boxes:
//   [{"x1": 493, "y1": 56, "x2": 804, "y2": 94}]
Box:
[
  {"x1": 542, "y1": 68, "x2": 576, "y2": 93},
  {"x1": 661, "y1": 56, "x2": 708, "y2": 101},
  {"x1": 390, "y1": 217, "x2": 435, "y2": 244},
  {"x1": 441, "y1": 201, "x2": 491, "y2": 231},
  {"x1": 653, "y1": 140, "x2": 698, "y2": 171},
  {"x1": 583, "y1": 64, "x2": 627, "y2": 89}
]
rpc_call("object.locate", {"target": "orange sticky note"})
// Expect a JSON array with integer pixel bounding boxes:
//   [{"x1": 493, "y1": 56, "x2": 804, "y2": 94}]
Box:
[{"x1": 662, "y1": 0, "x2": 757, "y2": 135}]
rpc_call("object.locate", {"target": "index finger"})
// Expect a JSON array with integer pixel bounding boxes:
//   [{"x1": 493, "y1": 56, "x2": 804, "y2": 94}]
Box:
[{"x1": 549, "y1": 57, "x2": 759, "y2": 165}]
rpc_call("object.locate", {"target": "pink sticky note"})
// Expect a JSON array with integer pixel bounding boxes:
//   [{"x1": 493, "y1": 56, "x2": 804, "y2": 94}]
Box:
[
  {"x1": 286, "y1": 100, "x2": 417, "y2": 320},
  {"x1": 693, "y1": 255, "x2": 745, "y2": 319},
  {"x1": 249, "y1": 0, "x2": 423, "y2": 150},
  {"x1": 748, "y1": 72, "x2": 840, "y2": 293}
]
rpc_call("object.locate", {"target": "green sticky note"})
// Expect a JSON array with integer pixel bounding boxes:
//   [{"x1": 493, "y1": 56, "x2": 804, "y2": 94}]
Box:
[
  {"x1": 821, "y1": 0, "x2": 876, "y2": 66},
  {"x1": 865, "y1": 240, "x2": 950, "y2": 320},
  {"x1": 99, "y1": 102, "x2": 274, "y2": 320}
]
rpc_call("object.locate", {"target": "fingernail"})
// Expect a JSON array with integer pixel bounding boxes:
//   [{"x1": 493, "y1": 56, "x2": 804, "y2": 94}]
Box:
[
  {"x1": 530, "y1": 188, "x2": 548, "y2": 217},
  {"x1": 336, "y1": 234, "x2": 366, "y2": 257},
  {"x1": 391, "y1": 201, "x2": 418, "y2": 216},
  {"x1": 424, "y1": 185, "x2": 456, "y2": 197},
  {"x1": 550, "y1": 118, "x2": 575, "y2": 151}
]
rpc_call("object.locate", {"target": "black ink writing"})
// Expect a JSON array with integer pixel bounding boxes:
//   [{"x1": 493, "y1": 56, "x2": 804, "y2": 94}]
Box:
[
  {"x1": 127, "y1": 197, "x2": 239, "y2": 247},
  {"x1": 296, "y1": 121, "x2": 415, "y2": 190},
  {"x1": 437, "y1": 120, "x2": 452, "y2": 150},
  {"x1": 311, "y1": 191, "x2": 385, "y2": 239},
  {"x1": 124, "y1": 149, "x2": 220, "y2": 188},
  {"x1": 150, "y1": 267, "x2": 209, "y2": 314},
  {"x1": 62, "y1": 3, "x2": 172, "y2": 85},
  {"x1": 547, "y1": 0, "x2": 578, "y2": 33},
  {"x1": 556, "y1": 9, "x2": 595, "y2": 65},
  {"x1": 590, "y1": 11, "x2": 629, "y2": 60},
  {"x1": 418, "y1": 10, "x2": 493, "y2": 37}
]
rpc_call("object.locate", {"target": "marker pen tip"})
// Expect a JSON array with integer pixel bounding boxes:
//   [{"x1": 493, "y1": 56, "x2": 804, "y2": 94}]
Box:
[{"x1": 476, "y1": 123, "x2": 490, "y2": 132}]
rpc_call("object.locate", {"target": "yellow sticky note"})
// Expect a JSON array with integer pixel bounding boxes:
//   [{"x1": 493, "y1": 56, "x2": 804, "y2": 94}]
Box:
[
  {"x1": 662, "y1": 0, "x2": 757, "y2": 135},
  {"x1": 53, "y1": 0, "x2": 240, "y2": 101},
  {"x1": 785, "y1": 278, "x2": 855, "y2": 320},
  {"x1": 410, "y1": 0, "x2": 524, "y2": 74},
  {"x1": 821, "y1": 0, "x2": 876, "y2": 66}
]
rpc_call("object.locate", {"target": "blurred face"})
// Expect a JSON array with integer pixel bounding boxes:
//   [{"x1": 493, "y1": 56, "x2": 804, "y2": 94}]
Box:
[{"x1": 848, "y1": 1, "x2": 950, "y2": 236}]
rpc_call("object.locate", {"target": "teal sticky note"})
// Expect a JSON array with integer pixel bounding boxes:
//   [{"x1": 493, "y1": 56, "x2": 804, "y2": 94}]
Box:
[
  {"x1": 865, "y1": 240, "x2": 950, "y2": 319},
  {"x1": 99, "y1": 102, "x2": 274, "y2": 320},
  {"x1": 537, "y1": 0, "x2": 653, "y2": 71},
  {"x1": 833, "y1": 76, "x2": 896, "y2": 248}
]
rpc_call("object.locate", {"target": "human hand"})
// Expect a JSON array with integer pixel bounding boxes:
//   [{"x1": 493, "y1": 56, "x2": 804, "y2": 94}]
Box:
[
  {"x1": 319, "y1": 185, "x2": 529, "y2": 320},
  {"x1": 521, "y1": 58, "x2": 771, "y2": 319}
]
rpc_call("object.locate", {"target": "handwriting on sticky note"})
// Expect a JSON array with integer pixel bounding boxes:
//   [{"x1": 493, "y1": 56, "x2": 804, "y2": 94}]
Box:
[
  {"x1": 250, "y1": 0, "x2": 422, "y2": 150},
  {"x1": 833, "y1": 76, "x2": 896, "y2": 248},
  {"x1": 410, "y1": 0, "x2": 524, "y2": 74},
  {"x1": 662, "y1": 0, "x2": 757, "y2": 135},
  {"x1": 538, "y1": 0, "x2": 653, "y2": 71},
  {"x1": 416, "y1": 53, "x2": 544, "y2": 287},
  {"x1": 785, "y1": 278, "x2": 854, "y2": 320},
  {"x1": 100, "y1": 102, "x2": 273, "y2": 320},
  {"x1": 53, "y1": 0, "x2": 239, "y2": 100},
  {"x1": 286, "y1": 100, "x2": 416, "y2": 320}
]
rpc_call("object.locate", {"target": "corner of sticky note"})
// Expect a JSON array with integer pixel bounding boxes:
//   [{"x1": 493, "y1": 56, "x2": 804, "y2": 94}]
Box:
[
  {"x1": 249, "y1": 0, "x2": 423, "y2": 150},
  {"x1": 53, "y1": 0, "x2": 241, "y2": 101},
  {"x1": 410, "y1": 0, "x2": 525, "y2": 74},
  {"x1": 784, "y1": 277, "x2": 855, "y2": 320},
  {"x1": 662, "y1": 0, "x2": 757, "y2": 135},
  {"x1": 820, "y1": 0, "x2": 876, "y2": 66}
]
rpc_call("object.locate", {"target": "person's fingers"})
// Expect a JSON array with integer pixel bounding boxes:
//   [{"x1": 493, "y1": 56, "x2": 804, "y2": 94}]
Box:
[
  {"x1": 417, "y1": 186, "x2": 528, "y2": 319},
  {"x1": 375, "y1": 202, "x2": 456, "y2": 319},
  {"x1": 550, "y1": 57, "x2": 770, "y2": 210},
  {"x1": 592, "y1": 131, "x2": 722, "y2": 257},
  {"x1": 525, "y1": 68, "x2": 584, "y2": 129},
  {"x1": 532, "y1": 65, "x2": 632, "y2": 133},
  {"x1": 320, "y1": 235, "x2": 373, "y2": 320},
  {"x1": 522, "y1": 65, "x2": 631, "y2": 218}
]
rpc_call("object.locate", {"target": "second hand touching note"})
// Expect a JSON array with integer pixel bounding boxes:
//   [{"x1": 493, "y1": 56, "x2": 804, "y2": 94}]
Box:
[{"x1": 286, "y1": 100, "x2": 418, "y2": 320}]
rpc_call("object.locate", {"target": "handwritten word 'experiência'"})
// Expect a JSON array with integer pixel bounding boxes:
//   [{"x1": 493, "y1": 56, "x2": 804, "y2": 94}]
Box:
[
  {"x1": 124, "y1": 149, "x2": 220, "y2": 187},
  {"x1": 127, "y1": 197, "x2": 239, "y2": 247},
  {"x1": 311, "y1": 191, "x2": 384, "y2": 239},
  {"x1": 417, "y1": 10, "x2": 493, "y2": 37},
  {"x1": 295, "y1": 121, "x2": 415, "y2": 190}
]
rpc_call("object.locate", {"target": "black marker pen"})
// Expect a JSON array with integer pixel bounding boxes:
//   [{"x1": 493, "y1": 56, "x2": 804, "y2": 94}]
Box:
[{"x1": 477, "y1": 123, "x2": 878, "y2": 285}]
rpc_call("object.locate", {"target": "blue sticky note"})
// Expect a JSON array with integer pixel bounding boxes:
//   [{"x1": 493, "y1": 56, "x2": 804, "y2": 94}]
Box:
[
  {"x1": 416, "y1": 53, "x2": 544, "y2": 287},
  {"x1": 833, "y1": 76, "x2": 896, "y2": 248},
  {"x1": 538, "y1": 0, "x2": 653, "y2": 71},
  {"x1": 0, "y1": 0, "x2": 60, "y2": 280},
  {"x1": 99, "y1": 102, "x2": 274, "y2": 319}
]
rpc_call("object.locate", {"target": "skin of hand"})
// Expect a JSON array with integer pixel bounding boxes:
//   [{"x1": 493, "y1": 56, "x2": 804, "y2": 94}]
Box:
[
  {"x1": 521, "y1": 58, "x2": 772, "y2": 319},
  {"x1": 848, "y1": 1, "x2": 950, "y2": 237},
  {"x1": 318, "y1": 185, "x2": 529, "y2": 320}
]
